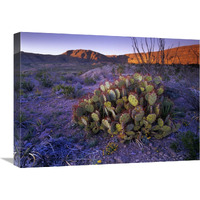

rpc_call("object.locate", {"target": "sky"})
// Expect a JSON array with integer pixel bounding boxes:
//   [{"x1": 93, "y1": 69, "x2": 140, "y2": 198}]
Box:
[{"x1": 20, "y1": 32, "x2": 199, "y2": 55}]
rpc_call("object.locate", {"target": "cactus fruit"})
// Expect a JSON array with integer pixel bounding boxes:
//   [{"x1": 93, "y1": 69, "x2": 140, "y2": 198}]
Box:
[
  {"x1": 148, "y1": 92, "x2": 157, "y2": 106},
  {"x1": 73, "y1": 73, "x2": 179, "y2": 142},
  {"x1": 147, "y1": 114, "x2": 157, "y2": 124},
  {"x1": 128, "y1": 94, "x2": 138, "y2": 107}
]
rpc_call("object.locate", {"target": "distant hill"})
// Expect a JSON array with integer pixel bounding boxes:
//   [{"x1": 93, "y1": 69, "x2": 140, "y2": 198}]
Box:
[
  {"x1": 19, "y1": 44, "x2": 199, "y2": 65},
  {"x1": 125, "y1": 44, "x2": 199, "y2": 65}
]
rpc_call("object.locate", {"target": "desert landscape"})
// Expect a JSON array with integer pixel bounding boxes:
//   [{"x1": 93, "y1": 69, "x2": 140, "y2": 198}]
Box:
[{"x1": 14, "y1": 39, "x2": 199, "y2": 167}]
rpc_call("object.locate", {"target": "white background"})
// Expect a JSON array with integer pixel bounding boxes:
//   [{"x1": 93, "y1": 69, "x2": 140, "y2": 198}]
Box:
[{"x1": 0, "y1": 0, "x2": 199, "y2": 199}]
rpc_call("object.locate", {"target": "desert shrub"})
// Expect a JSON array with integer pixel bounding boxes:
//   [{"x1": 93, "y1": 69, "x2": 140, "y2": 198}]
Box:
[
  {"x1": 41, "y1": 74, "x2": 53, "y2": 88},
  {"x1": 78, "y1": 71, "x2": 83, "y2": 76},
  {"x1": 84, "y1": 77, "x2": 96, "y2": 85},
  {"x1": 117, "y1": 65, "x2": 125, "y2": 75},
  {"x1": 170, "y1": 131, "x2": 199, "y2": 160},
  {"x1": 35, "y1": 69, "x2": 47, "y2": 79},
  {"x1": 73, "y1": 73, "x2": 181, "y2": 143},
  {"x1": 52, "y1": 84, "x2": 75, "y2": 97},
  {"x1": 21, "y1": 80, "x2": 35, "y2": 92}
]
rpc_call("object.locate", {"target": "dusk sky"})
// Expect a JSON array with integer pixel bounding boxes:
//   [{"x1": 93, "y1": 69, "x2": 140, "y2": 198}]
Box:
[{"x1": 20, "y1": 32, "x2": 199, "y2": 55}]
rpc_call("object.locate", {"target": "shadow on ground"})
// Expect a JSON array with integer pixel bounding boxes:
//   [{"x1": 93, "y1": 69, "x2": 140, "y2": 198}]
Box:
[{"x1": 1, "y1": 158, "x2": 13, "y2": 164}]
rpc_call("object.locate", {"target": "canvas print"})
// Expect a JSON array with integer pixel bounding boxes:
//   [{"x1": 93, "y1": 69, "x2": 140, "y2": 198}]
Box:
[{"x1": 14, "y1": 32, "x2": 199, "y2": 168}]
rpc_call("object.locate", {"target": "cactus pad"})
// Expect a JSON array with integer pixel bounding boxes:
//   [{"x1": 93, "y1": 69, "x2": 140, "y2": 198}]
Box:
[{"x1": 128, "y1": 94, "x2": 138, "y2": 107}]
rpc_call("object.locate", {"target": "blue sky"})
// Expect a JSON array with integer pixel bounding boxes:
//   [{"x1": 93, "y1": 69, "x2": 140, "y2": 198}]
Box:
[{"x1": 20, "y1": 32, "x2": 199, "y2": 55}]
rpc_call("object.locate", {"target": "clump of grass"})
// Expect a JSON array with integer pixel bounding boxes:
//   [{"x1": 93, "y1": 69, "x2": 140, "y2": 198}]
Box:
[
  {"x1": 84, "y1": 77, "x2": 96, "y2": 85},
  {"x1": 21, "y1": 80, "x2": 35, "y2": 92},
  {"x1": 105, "y1": 142, "x2": 118, "y2": 155},
  {"x1": 170, "y1": 131, "x2": 199, "y2": 160}
]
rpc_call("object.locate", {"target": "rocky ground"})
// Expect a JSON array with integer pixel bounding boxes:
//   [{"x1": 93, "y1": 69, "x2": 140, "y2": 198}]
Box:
[{"x1": 14, "y1": 64, "x2": 199, "y2": 167}]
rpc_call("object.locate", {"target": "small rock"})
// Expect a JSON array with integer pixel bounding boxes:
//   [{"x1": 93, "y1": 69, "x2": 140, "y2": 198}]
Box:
[
  {"x1": 159, "y1": 152, "x2": 164, "y2": 156},
  {"x1": 114, "y1": 156, "x2": 123, "y2": 163},
  {"x1": 147, "y1": 151, "x2": 151, "y2": 155},
  {"x1": 74, "y1": 144, "x2": 84, "y2": 150}
]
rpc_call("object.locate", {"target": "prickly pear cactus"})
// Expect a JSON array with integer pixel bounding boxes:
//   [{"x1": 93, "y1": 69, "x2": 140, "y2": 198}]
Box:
[{"x1": 73, "y1": 73, "x2": 180, "y2": 142}]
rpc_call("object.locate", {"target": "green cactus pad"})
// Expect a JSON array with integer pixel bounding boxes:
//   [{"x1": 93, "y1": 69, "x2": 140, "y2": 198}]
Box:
[
  {"x1": 157, "y1": 87, "x2": 164, "y2": 95},
  {"x1": 122, "y1": 96, "x2": 128, "y2": 103},
  {"x1": 133, "y1": 125, "x2": 140, "y2": 131},
  {"x1": 134, "y1": 111, "x2": 144, "y2": 122},
  {"x1": 102, "y1": 119, "x2": 111, "y2": 130},
  {"x1": 133, "y1": 73, "x2": 143, "y2": 82},
  {"x1": 128, "y1": 94, "x2": 138, "y2": 107},
  {"x1": 146, "y1": 114, "x2": 157, "y2": 124},
  {"x1": 94, "y1": 89, "x2": 101, "y2": 96},
  {"x1": 126, "y1": 123, "x2": 134, "y2": 131},
  {"x1": 158, "y1": 118, "x2": 164, "y2": 127},
  {"x1": 92, "y1": 95, "x2": 99, "y2": 103},
  {"x1": 118, "y1": 80, "x2": 126, "y2": 89},
  {"x1": 119, "y1": 113, "x2": 130, "y2": 124},
  {"x1": 148, "y1": 92, "x2": 157, "y2": 106},
  {"x1": 81, "y1": 116, "x2": 88, "y2": 126},
  {"x1": 108, "y1": 90, "x2": 116, "y2": 101},
  {"x1": 115, "y1": 89, "x2": 121, "y2": 99},
  {"x1": 104, "y1": 101, "x2": 112, "y2": 109},
  {"x1": 155, "y1": 104, "x2": 160, "y2": 116},
  {"x1": 85, "y1": 104, "x2": 94, "y2": 113},
  {"x1": 126, "y1": 131, "x2": 135, "y2": 136},
  {"x1": 153, "y1": 76, "x2": 162, "y2": 85},
  {"x1": 100, "y1": 84, "x2": 105, "y2": 92},
  {"x1": 144, "y1": 75, "x2": 152, "y2": 82},
  {"x1": 91, "y1": 113, "x2": 99, "y2": 122},
  {"x1": 76, "y1": 106, "x2": 85, "y2": 117},
  {"x1": 105, "y1": 81, "x2": 110, "y2": 90},
  {"x1": 145, "y1": 85, "x2": 154, "y2": 93},
  {"x1": 162, "y1": 125, "x2": 171, "y2": 133},
  {"x1": 116, "y1": 98, "x2": 124, "y2": 105}
]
